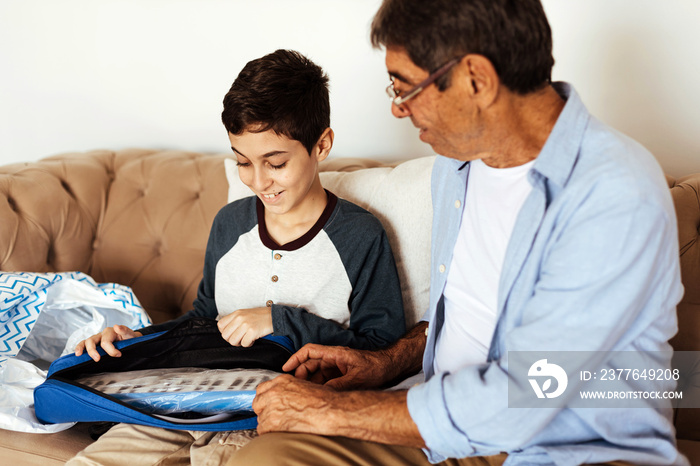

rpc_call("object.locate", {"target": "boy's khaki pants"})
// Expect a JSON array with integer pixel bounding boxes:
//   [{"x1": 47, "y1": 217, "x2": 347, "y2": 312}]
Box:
[
  {"x1": 66, "y1": 424, "x2": 507, "y2": 466},
  {"x1": 66, "y1": 423, "x2": 257, "y2": 466},
  {"x1": 67, "y1": 423, "x2": 632, "y2": 466}
]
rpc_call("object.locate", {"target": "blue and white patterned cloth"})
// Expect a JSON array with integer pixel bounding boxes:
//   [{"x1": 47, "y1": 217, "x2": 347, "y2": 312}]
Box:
[{"x1": 0, "y1": 271, "x2": 150, "y2": 364}]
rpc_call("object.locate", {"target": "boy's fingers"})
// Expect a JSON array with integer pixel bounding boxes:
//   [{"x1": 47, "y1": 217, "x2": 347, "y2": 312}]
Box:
[
  {"x1": 225, "y1": 326, "x2": 245, "y2": 347},
  {"x1": 217, "y1": 313, "x2": 234, "y2": 331},
  {"x1": 219, "y1": 320, "x2": 236, "y2": 342},
  {"x1": 100, "y1": 333, "x2": 121, "y2": 358},
  {"x1": 74, "y1": 341, "x2": 85, "y2": 356},
  {"x1": 241, "y1": 332, "x2": 255, "y2": 347},
  {"x1": 113, "y1": 325, "x2": 130, "y2": 337},
  {"x1": 85, "y1": 339, "x2": 101, "y2": 362}
]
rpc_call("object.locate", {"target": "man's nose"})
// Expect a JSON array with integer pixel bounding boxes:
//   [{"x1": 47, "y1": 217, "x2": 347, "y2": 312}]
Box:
[{"x1": 391, "y1": 102, "x2": 411, "y2": 118}]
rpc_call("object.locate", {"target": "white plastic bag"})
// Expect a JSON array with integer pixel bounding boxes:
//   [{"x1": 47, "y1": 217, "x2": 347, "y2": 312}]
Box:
[
  {"x1": 0, "y1": 359, "x2": 70, "y2": 433},
  {"x1": 0, "y1": 271, "x2": 151, "y2": 433}
]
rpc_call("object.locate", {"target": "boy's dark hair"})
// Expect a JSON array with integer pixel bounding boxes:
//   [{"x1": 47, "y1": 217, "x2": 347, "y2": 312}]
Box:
[
  {"x1": 222, "y1": 49, "x2": 330, "y2": 155},
  {"x1": 370, "y1": 0, "x2": 554, "y2": 95}
]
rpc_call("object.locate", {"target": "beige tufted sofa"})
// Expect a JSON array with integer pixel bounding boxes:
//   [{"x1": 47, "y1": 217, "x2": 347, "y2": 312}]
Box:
[{"x1": 0, "y1": 149, "x2": 698, "y2": 464}]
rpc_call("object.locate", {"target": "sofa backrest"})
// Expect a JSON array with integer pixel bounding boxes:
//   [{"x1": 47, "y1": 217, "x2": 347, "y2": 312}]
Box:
[
  {"x1": 1, "y1": 149, "x2": 699, "y2": 439},
  {"x1": 0, "y1": 149, "x2": 229, "y2": 323}
]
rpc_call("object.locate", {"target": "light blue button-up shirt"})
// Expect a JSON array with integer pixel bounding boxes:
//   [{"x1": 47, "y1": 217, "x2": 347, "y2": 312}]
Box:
[{"x1": 407, "y1": 83, "x2": 686, "y2": 465}]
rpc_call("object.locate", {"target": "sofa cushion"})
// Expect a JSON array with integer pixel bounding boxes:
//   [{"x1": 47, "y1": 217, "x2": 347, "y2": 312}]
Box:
[{"x1": 224, "y1": 156, "x2": 435, "y2": 328}]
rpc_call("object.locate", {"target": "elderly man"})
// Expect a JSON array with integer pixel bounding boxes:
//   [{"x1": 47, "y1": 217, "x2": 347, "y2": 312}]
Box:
[{"x1": 231, "y1": 0, "x2": 686, "y2": 464}]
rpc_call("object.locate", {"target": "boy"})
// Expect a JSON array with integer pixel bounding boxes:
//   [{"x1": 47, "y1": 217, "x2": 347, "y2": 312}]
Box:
[
  {"x1": 76, "y1": 49, "x2": 405, "y2": 358},
  {"x1": 69, "y1": 49, "x2": 405, "y2": 465}
]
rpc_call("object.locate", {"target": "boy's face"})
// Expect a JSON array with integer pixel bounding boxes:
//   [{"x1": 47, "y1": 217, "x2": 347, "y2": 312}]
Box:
[{"x1": 228, "y1": 128, "x2": 329, "y2": 220}]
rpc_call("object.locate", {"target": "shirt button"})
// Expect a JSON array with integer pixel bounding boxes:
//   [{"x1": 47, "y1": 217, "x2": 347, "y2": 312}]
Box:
[
  {"x1": 439, "y1": 264, "x2": 446, "y2": 273},
  {"x1": 455, "y1": 200, "x2": 461, "y2": 208},
  {"x1": 266, "y1": 300, "x2": 273, "y2": 307},
  {"x1": 271, "y1": 275, "x2": 278, "y2": 282},
  {"x1": 274, "y1": 253, "x2": 282, "y2": 260}
]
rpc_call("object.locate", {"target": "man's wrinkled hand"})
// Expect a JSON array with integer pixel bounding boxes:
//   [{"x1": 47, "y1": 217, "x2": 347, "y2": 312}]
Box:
[
  {"x1": 253, "y1": 374, "x2": 338, "y2": 435},
  {"x1": 218, "y1": 307, "x2": 273, "y2": 347},
  {"x1": 283, "y1": 343, "x2": 391, "y2": 390}
]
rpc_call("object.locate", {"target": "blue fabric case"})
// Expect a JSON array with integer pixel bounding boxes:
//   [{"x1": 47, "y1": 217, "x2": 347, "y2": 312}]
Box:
[{"x1": 34, "y1": 317, "x2": 294, "y2": 431}]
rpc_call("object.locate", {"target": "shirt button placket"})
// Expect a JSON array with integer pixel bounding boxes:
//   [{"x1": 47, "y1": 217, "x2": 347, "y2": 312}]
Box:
[{"x1": 267, "y1": 251, "x2": 282, "y2": 308}]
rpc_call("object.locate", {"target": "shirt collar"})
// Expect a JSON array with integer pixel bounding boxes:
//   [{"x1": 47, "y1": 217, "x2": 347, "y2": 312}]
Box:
[{"x1": 531, "y1": 82, "x2": 591, "y2": 188}]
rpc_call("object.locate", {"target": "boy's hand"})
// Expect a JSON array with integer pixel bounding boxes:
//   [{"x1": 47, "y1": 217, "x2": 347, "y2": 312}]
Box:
[
  {"x1": 218, "y1": 307, "x2": 273, "y2": 347},
  {"x1": 74, "y1": 325, "x2": 142, "y2": 362}
]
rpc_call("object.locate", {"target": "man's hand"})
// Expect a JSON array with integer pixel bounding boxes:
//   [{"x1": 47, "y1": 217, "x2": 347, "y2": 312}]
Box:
[
  {"x1": 283, "y1": 321, "x2": 429, "y2": 390},
  {"x1": 253, "y1": 374, "x2": 338, "y2": 435},
  {"x1": 218, "y1": 307, "x2": 273, "y2": 347},
  {"x1": 74, "y1": 325, "x2": 142, "y2": 362},
  {"x1": 253, "y1": 374, "x2": 425, "y2": 447},
  {"x1": 283, "y1": 344, "x2": 393, "y2": 390}
]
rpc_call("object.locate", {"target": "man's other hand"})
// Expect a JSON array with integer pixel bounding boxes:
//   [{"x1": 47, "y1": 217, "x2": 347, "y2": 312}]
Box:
[{"x1": 283, "y1": 344, "x2": 392, "y2": 390}]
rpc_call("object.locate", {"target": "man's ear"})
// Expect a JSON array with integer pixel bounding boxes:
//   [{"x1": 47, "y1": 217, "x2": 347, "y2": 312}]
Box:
[
  {"x1": 314, "y1": 128, "x2": 334, "y2": 162},
  {"x1": 460, "y1": 54, "x2": 499, "y2": 108}
]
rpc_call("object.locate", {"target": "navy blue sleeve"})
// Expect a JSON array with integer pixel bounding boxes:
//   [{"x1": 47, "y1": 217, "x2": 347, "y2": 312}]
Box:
[{"x1": 139, "y1": 199, "x2": 256, "y2": 335}]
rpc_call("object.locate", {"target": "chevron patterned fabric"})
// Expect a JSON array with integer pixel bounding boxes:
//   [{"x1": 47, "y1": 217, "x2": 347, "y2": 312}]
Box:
[{"x1": 0, "y1": 272, "x2": 150, "y2": 364}]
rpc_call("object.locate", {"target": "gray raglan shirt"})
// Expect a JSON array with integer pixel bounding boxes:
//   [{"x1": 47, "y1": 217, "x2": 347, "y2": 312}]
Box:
[{"x1": 140, "y1": 191, "x2": 406, "y2": 350}]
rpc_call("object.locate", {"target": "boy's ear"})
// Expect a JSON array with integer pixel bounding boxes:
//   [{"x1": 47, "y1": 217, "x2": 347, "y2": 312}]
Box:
[{"x1": 314, "y1": 128, "x2": 334, "y2": 162}]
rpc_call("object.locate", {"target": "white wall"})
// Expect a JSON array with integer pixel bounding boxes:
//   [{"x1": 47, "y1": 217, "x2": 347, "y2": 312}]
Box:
[{"x1": 1, "y1": 0, "x2": 698, "y2": 176}]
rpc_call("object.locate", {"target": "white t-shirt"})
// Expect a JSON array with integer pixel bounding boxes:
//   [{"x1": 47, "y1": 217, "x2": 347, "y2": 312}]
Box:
[{"x1": 433, "y1": 158, "x2": 535, "y2": 374}]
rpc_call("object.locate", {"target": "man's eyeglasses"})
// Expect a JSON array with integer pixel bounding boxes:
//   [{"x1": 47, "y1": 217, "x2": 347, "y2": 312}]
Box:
[{"x1": 386, "y1": 57, "x2": 461, "y2": 108}]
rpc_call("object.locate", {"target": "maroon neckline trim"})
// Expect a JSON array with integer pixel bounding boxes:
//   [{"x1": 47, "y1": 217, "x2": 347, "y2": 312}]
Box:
[{"x1": 256, "y1": 190, "x2": 338, "y2": 251}]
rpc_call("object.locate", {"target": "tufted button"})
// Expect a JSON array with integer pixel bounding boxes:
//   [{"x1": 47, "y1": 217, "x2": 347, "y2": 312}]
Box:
[
  {"x1": 60, "y1": 180, "x2": 76, "y2": 199},
  {"x1": 266, "y1": 300, "x2": 273, "y2": 307},
  {"x1": 274, "y1": 253, "x2": 282, "y2": 260},
  {"x1": 271, "y1": 275, "x2": 278, "y2": 282},
  {"x1": 439, "y1": 264, "x2": 446, "y2": 273},
  {"x1": 6, "y1": 197, "x2": 17, "y2": 212},
  {"x1": 153, "y1": 241, "x2": 165, "y2": 255}
]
